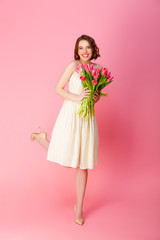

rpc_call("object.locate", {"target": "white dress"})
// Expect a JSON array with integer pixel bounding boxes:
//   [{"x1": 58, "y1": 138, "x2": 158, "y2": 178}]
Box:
[{"x1": 47, "y1": 68, "x2": 99, "y2": 169}]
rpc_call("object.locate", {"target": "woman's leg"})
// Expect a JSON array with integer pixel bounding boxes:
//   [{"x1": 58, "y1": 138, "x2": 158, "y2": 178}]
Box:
[
  {"x1": 75, "y1": 167, "x2": 88, "y2": 219},
  {"x1": 34, "y1": 136, "x2": 50, "y2": 150}
]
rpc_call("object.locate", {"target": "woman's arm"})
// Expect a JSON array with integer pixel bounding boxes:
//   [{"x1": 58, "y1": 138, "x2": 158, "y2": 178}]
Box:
[{"x1": 55, "y1": 61, "x2": 91, "y2": 102}]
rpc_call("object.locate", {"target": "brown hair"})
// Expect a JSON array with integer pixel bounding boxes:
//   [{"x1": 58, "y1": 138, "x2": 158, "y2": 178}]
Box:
[{"x1": 74, "y1": 34, "x2": 101, "y2": 60}]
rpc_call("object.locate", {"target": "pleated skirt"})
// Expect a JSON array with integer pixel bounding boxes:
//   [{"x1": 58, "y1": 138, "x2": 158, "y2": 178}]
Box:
[{"x1": 46, "y1": 100, "x2": 99, "y2": 169}]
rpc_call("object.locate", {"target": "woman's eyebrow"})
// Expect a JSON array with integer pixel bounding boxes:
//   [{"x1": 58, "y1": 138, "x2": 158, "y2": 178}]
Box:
[{"x1": 79, "y1": 45, "x2": 90, "y2": 48}]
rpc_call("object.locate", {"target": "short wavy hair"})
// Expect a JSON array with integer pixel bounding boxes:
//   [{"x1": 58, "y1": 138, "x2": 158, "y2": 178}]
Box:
[{"x1": 74, "y1": 34, "x2": 100, "y2": 60}]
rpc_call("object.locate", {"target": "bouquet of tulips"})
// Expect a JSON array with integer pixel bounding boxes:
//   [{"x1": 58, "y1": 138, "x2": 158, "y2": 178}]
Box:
[{"x1": 75, "y1": 63, "x2": 114, "y2": 120}]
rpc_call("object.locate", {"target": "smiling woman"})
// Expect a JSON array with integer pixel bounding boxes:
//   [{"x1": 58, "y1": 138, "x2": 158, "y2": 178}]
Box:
[
  {"x1": 74, "y1": 34, "x2": 101, "y2": 63},
  {"x1": 31, "y1": 34, "x2": 102, "y2": 225}
]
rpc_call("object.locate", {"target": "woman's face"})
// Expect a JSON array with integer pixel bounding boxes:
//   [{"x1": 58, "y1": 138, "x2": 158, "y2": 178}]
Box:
[{"x1": 77, "y1": 40, "x2": 93, "y2": 64}]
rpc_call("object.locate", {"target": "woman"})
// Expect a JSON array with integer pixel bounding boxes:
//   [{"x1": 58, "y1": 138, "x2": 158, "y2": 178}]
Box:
[{"x1": 31, "y1": 34, "x2": 102, "y2": 225}]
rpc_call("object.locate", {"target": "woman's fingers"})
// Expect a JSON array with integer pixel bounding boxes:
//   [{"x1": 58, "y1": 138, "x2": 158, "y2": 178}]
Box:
[
  {"x1": 85, "y1": 93, "x2": 91, "y2": 97},
  {"x1": 81, "y1": 88, "x2": 100, "y2": 100},
  {"x1": 83, "y1": 87, "x2": 89, "y2": 91},
  {"x1": 83, "y1": 88, "x2": 90, "y2": 91},
  {"x1": 83, "y1": 91, "x2": 91, "y2": 96},
  {"x1": 83, "y1": 87, "x2": 91, "y2": 91},
  {"x1": 93, "y1": 93, "x2": 100, "y2": 102}
]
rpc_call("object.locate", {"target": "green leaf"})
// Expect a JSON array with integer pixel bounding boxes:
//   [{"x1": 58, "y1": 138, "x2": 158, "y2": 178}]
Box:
[{"x1": 99, "y1": 92, "x2": 108, "y2": 97}]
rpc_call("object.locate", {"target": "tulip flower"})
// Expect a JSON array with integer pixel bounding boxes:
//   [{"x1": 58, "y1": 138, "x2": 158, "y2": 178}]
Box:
[
  {"x1": 80, "y1": 75, "x2": 86, "y2": 81},
  {"x1": 92, "y1": 79, "x2": 98, "y2": 85},
  {"x1": 75, "y1": 63, "x2": 114, "y2": 120}
]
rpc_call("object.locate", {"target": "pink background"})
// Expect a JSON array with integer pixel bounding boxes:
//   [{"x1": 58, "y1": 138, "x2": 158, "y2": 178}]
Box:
[{"x1": 0, "y1": 0, "x2": 159, "y2": 239}]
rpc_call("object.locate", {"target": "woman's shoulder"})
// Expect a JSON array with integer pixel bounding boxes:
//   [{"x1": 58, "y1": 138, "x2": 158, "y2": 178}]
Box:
[
  {"x1": 66, "y1": 60, "x2": 79, "y2": 74},
  {"x1": 94, "y1": 63, "x2": 103, "y2": 69}
]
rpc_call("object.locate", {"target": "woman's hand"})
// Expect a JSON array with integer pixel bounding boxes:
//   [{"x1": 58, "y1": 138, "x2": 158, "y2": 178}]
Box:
[
  {"x1": 92, "y1": 91, "x2": 100, "y2": 103},
  {"x1": 76, "y1": 87, "x2": 91, "y2": 102}
]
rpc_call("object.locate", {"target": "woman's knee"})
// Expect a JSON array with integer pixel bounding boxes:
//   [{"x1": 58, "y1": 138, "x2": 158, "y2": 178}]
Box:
[{"x1": 76, "y1": 167, "x2": 88, "y2": 172}]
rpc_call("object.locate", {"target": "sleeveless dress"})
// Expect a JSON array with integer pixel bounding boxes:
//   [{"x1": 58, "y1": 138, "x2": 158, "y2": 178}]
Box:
[{"x1": 46, "y1": 66, "x2": 99, "y2": 169}]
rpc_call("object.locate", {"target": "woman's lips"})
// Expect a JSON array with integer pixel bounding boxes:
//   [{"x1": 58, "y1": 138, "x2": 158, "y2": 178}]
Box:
[{"x1": 82, "y1": 54, "x2": 89, "y2": 58}]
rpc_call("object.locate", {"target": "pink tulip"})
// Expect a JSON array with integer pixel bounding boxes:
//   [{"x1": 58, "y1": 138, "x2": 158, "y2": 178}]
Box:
[
  {"x1": 105, "y1": 71, "x2": 111, "y2": 78},
  {"x1": 91, "y1": 69, "x2": 99, "y2": 79},
  {"x1": 94, "y1": 72, "x2": 99, "y2": 79},
  {"x1": 84, "y1": 65, "x2": 89, "y2": 71},
  {"x1": 75, "y1": 65, "x2": 83, "y2": 74},
  {"x1": 92, "y1": 79, "x2": 98, "y2": 85},
  {"x1": 81, "y1": 63, "x2": 86, "y2": 68},
  {"x1": 91, "y1": 68, "x2": 96, "y2": 77},
  {"x1": 108, "y1": 76, "x2": 114, "y2": 81},
  {"x1": 87, "y1": 64, "x2": 94, "y2": 72},
  {"x1": 101, "y1": 67, "x2": 108, "y2": 76},
  {"x1": 80, "y1": 75, "x2": 86, "y2": 81}
]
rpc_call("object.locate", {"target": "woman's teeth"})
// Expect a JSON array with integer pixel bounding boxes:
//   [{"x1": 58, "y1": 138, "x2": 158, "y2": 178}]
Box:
[{"x1": 82, "y1": 54, "x2": 89, "y2": 58}]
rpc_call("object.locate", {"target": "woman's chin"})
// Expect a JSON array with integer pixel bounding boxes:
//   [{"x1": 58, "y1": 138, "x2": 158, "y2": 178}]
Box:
[{"x1": 80, "y1": 57, "x2": 92, "y2": 64}]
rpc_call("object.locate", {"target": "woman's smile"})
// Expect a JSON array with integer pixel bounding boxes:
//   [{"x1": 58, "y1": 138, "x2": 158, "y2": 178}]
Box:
[{"x1": 82, "y1": 54, "x2": 89, "y2": 58}]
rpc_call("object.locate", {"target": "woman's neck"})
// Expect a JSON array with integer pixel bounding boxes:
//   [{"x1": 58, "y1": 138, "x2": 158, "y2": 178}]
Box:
[{"x1": 78, "y1": 60, "x2": 92, "y2": 65}]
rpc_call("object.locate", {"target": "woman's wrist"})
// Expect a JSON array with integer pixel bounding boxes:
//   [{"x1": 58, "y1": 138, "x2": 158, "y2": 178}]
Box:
[{"x1": 55, "y1": 88, "x2": 80, "y2": 102}]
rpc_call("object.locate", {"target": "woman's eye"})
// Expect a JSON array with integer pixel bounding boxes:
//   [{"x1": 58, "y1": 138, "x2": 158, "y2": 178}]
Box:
[{"x1": 79, "y1": 47, "x2": 90, "y2": 49}]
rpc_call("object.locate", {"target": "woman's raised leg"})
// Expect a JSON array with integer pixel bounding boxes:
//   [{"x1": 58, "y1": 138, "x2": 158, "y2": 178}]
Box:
[
  {"x1": 34, "y1": 136, "x2": 50, "y2": 150},
  {"x1": 31, "y1": 127, "x2": 50, "y2": 150},
  {"x1": 74, "y1": 167, "x2": 88, "y2": 220}
]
